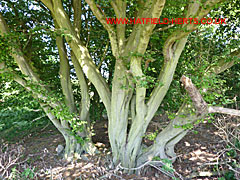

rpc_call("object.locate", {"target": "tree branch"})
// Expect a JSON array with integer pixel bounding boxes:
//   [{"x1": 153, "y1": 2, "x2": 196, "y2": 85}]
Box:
[
  {"x1": 110, "y1": 0, "x2": 126, "y2": 51},
  {"x1": 211, "y1": 49, "x2": 240, "y2": 74},
  {"x1": 123, "y1": 0, "x2": 166, "y2": 56},
  {"x1": 56, "y1": 28, "x2": 77, "y2": 113},
  {"x1": 0, "y1": 12, "x2": 39, "y2": 81},
  {"x1": 209, "y1": 107, "x2": 240, "y2": 116},
  {"x1": 180, "y1": 75, "x2": 208, "y2": 115},
  {"x1": 85, "y1": 0, "x2": 119, "y2": 57},
  {"x1": 97, "y1": 41, "x2": 109, "y2": 69},
  {"x1": 0, "y1": 63, "x2": 59, "y2": 110},
  {"x1": 154, "y1": 24, "x2": 175, "y2": 32},
  {"x1": 146, "y1": 0, "x2": 224, "y2": 122},
  {"x1": 72, "y1": 0, "x2": 82, "y2": 39},
  {"x1": 181, "y1": 75, "x2": 240, "y2": 117},
  {"x1": 40, "y1": 0, "x2": 53, "y2": 12},
  {"x1": 71, "y1": 53, "x2": 90, "y2": 122},
  {"x1": 146, "y1": 37, "x2": 188, "y2": 122},
  {"x1": 51, "y1": 0, "x2": 111, "y2": 114}
]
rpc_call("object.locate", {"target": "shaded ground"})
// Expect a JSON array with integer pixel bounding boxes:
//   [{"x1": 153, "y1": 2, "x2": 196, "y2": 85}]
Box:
[{"x1": 1, "y1": 116, "x2": 239, "y2": 179}]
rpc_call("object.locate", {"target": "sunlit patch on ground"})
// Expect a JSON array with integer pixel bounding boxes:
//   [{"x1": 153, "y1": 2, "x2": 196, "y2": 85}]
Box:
[{"x1": 1, "y1": 118, "x2": 238, "y2": 180}]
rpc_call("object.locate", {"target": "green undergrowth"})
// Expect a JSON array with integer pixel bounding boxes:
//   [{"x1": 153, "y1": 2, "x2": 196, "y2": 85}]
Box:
[{"x1": 0, "y1": 107, "x2": 49, "y2": 142}]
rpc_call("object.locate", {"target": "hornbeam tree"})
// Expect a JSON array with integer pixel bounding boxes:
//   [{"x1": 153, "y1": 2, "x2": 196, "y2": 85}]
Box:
[
  {"x1": 0, "y1": 0, "x2": 239, "y2": 169},
  {"x1": 39, "y1": 0, "x2": 240, "y2": 168}
]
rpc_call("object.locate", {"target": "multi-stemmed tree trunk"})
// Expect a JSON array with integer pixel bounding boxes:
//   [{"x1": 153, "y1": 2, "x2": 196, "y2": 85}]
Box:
[
  {"x1": 0, "y1": 11, "x2": 96, "y2": 160},
  {"x1": 1, "y1": 0, "x2": 239, "y2": 169},
  {"x1": 39, "y1": 0, "x2": 240, "y2": 169}
]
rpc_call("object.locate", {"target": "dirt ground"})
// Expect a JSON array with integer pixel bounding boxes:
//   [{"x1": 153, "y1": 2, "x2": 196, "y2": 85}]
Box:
[{"x1": 1, "y1": 115, "x2": 239, "y2": 180}]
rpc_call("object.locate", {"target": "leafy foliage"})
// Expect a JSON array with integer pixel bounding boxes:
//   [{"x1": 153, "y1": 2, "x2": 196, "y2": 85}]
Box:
[{"x1": 10, "y1": 167, "x2": 36, "y2": 180}]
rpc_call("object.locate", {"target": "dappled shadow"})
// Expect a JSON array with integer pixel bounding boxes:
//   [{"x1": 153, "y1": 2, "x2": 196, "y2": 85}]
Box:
[
  {"x1": 174, "y1": 122, "x2": 226, "y2": 179},
  {"x1": 1, "y1": 117, "x2": 238, "y2": 179}
]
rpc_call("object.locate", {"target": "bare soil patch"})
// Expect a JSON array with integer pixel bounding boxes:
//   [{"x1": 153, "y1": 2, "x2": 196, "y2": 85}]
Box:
[{"x1": 1, "y1": 116, "x2": 238, "y2": 180}]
